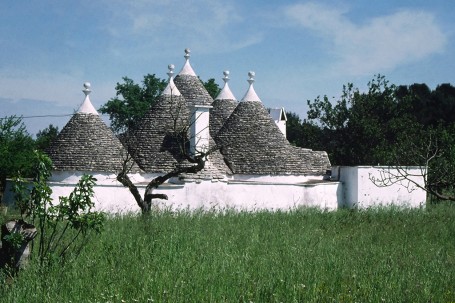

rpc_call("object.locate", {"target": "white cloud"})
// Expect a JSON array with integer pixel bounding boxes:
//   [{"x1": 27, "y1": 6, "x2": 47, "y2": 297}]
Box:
[
  {"x1": 284, "y1": 3, "x2": 447, "y2": 76},
  {"x1": 100, "y1": 0, "x2": 261, "y2": 56}
]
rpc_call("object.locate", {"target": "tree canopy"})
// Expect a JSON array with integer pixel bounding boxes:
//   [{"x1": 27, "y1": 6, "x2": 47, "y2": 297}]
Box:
[
  {"x1": 99, "y1": 74, "x2": 167, "y2": 134},
  {"x1": 203, "y1": 78, "x2": 221, "y2": 100},
  {"x1": 287, "y1": 75, "x2": 455, "y2": 202},
  {"x1": 292, "y1": 75, "x2": 455, "y2": 166}
]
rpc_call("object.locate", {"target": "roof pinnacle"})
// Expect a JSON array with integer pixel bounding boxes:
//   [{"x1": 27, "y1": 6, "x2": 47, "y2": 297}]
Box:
[
  {"x1": 215, "y1": 70, "x2": 236, "y2": 101},
  {"x1": 241, "y1": 71, "x2": 261, "y2": 102},
  {"x1": 178, "y1": 48, "x2": 197, "y2": 76},
  {"x1": 163, "y1": 64, "x2": 181, "y2": 96},
  {"x1": 82, "y1": 82, "x2": 91, "y2": 96},
  {"x1": 167, "y1": 64, "x2": 175, "y2": 78},
  {"x1": 78, "y1": 82, "x2": 99, "y2": 115},
  {"x1": 223, "y1": 70, "x2": 230, "y2": 83},
  {"x1": 247, "y1": 71, "x2": 255, "y2": 85},
  {"x1": 184, "y1": 48, "x2": 191, "y2": 60}
]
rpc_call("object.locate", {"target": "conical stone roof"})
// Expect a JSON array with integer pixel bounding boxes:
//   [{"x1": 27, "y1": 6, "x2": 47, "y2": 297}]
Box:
[
  {"x1": 210, "y1": 71, "x2": 238, "y2": 138},
  {"x1": 131, "y1": 92, "x2": 190, "y2": 173},
  {"x1": 131, "y1": 92, "x2": 228, "y2": 179},
  {"x1": 174, "y1": 49, "x2": 213, "y2": 107},
  {"x1": 216, "y1": 73, "x2": 330, "y2": 175},
  {"x1": 216, "y1": 100, "x2": 307, "y2": 174},
  {"x1": 292, "y1": 147, "x2": 331, "y2": 174},
  {"x1": 47, "y1": 83, "x2": 130, "y2": 172},
  {"x1": 131, "y1": 64, "x2": 228, "y2": 179}
]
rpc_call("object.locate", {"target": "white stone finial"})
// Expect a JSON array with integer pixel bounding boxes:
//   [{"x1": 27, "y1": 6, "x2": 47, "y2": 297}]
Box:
[
  {"x1": 184, "y1": 48, "x2": 191, "y2": 60},
  {"x1": 215, "y1": 70, "x2": 236, "y2": 100},
  {"x1": 223, "y1": 70, "x2": 230, "y2": 83},
  {"x1": 163, "y1": 64, "x2": 182, "y2": 96},
  {"x1": 241, "y1": 71, "x2": 261, "y2": 102},
  {"x1": 247, "y1": 71, "x2": 255, "y2": 85},
  {"x1": 78, "y1": 82, "x2": 99, "y2": 115},
  {"x1": 82, "y1": 82, "x2": 92, "y2": 96},
  {"x1": 167, "y1": 64, "x2": 175, "y2": 78},
  {"x1": 178, "y1": 48, "x2": 197, "y2": 76}
]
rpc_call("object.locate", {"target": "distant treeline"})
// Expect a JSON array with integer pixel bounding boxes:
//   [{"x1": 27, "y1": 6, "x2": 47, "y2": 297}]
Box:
[{"x1": 287, "y1": 75, "x2": 455, "y2": 166}]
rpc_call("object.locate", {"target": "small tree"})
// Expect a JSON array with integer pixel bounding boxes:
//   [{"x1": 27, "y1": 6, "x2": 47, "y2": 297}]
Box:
[
  {"x1": 99, "y1": 70, "x2": 221, "y2": 214},
  {"x1": 8, "y1": 151, "x2": 105, "y2": 266}
]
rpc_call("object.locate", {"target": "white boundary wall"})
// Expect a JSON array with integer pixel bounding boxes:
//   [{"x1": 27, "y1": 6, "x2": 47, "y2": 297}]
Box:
[
  {"x1": 2, "y1": 166, "x2": 427, "y2": 214},
  {"x1": 151, "y1": 179, "x2": 340, "y2": 212},
  {"x1": 332, "y1": 166, "x2": 427, "y2": 208}
]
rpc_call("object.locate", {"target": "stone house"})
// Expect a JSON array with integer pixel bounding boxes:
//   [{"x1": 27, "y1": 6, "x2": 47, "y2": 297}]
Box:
[{"x1": 7, "y1": 49, "x2": 426, "y2": 213}]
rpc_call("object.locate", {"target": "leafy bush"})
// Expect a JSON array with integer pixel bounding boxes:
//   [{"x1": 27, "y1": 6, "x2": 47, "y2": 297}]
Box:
[{"x1": 11, "y1": 151, "x2": 105, "y2": 265}]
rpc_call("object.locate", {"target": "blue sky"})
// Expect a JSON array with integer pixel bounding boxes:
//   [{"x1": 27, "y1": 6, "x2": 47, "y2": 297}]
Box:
[{"x1": 1, "y1": 0, "x2": 454, "y2": 136}]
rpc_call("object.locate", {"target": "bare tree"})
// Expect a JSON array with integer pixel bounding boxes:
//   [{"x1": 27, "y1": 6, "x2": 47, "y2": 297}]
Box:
[
  {"x1": 370, "y1": 127, "x2": 455, "y2": 202},
  {"x1": 115, "y1": 89, "x2": 217, "y2": 214}
]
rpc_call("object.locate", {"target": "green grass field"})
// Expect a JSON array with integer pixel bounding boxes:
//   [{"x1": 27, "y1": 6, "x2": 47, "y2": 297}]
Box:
[{"x1": 1, "y1": 205, "x2": 455, "y2": 302}]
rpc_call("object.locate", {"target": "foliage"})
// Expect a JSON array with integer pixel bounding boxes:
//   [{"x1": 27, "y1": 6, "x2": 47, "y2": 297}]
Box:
[
  {"x1": 285, "y1": 112, "x2": 304, "y2": 146},
  {"x1": 11, "y1": 151, "x2": 105, "y2": 265},
  {"x1": 35, "y1": 124, "x2": 59, "y2": 152},
  {"x1": 202, "y1": 78, "x2": 221, "y2": 99},
  {"x1": 299, "y1": 75, "x2": 455, "y2": 201},
  {"x1": 99, "y1": 74, "x2": 167, "y2": 133},
  {"x1": 306, "y1": 75, "x2": 416, "y2": 165},
  {"x1": 396, "y1": 82, "x2": 455, "y2": 126},
  {"x1": 1, "y1": 206, "x2": 455, "y2": 302},
  {"x1": 0, "y1": 116, "x2": 36, "y2": 193},
  {"x1": 286, "y1": 111, "x2": 324, "y2": 151},
  {"x1": 2, "y1": 232, "x2": 24, "y2": 251},
  {"x1": 301, "y1": 75, "x2": 455, "y2": 167}
]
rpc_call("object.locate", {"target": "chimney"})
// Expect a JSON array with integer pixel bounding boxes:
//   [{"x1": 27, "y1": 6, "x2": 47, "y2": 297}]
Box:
[{"x1": 189, "y1": 104, "x2": 212, "y2": 157}]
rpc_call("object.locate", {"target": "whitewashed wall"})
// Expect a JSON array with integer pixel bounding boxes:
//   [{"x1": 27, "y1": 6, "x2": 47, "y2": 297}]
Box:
[
  {"x1": 48, "y1": 171, "x2": 142, "y2": 214},
  {"x1": 3, "y1": 166, "x2": 427, "y2": 214},
  {"x1": 24, "y1": 171, "x2": 339, "y2": 214},
  {"x1": 332, "y1": 166, "x2": 427, "y2": 208},
  {"x1": 151, "y1": 179, "x2": 340, "y2": 212}
]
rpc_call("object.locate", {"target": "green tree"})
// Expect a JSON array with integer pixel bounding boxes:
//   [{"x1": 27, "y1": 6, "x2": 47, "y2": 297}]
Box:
[
  {"x1": 307, "y1": 75, "x2": 415, "y2": 165},
  {"x1": 35, "y1": 124, "x2": 59, "y2": 152},
  {"x1": 396, "y1": 83, "x2": 455, "y2": 127},
  {"x1": 0, "y1": 116, "x2": 36, "y2": 198},
  {"x1": 285, "y1": 111, "x2": 324, "y2": 150},
  {"x1": 286, "y1": 112, "x2": 304, "y2": 146},
  {"x1": 203, "y1": 78, "x2": 221, "y2": 99},
  {"x1": 99, "y1": 74, "x2": 167, "y2": 133}
]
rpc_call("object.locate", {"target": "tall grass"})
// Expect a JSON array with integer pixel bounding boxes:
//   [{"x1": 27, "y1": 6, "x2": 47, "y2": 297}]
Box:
[{"x1": 1, "y1": 205, "x2": 455, "y2": 302}]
